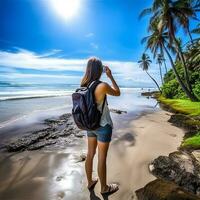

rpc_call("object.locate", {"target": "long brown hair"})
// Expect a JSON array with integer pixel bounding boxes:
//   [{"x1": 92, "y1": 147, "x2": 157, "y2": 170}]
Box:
[{"x1": 81, "y1": 57, "x2": 103, "y2": 87}]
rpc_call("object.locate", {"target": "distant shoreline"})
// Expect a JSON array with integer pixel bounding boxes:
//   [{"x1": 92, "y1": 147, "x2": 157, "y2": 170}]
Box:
[
  {"x1": 0, "y1": 94, "x2": 69, "y2": 101},
  {"x1": 0, "y1": 87, "x2": 156, "y2": 101}
]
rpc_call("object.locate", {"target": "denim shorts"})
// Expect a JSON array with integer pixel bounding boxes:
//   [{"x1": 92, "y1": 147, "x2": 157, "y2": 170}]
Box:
[{"x1": 87, "y1": 124, "x2": 113, "y2": 143}]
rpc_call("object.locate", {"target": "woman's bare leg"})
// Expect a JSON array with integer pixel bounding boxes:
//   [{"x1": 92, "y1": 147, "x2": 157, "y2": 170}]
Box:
[
  {"x1": 85, "y1": 137, "x2": 97, "y2": 186},
  {"x1": 97, "y1": 141, "x2": 110, "y2": 192}
]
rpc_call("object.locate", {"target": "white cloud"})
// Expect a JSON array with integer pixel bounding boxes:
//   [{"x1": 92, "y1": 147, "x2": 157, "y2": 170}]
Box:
[
  {"x1": 90, "y1": 42, "x2": 99, "y2": 49},
  {"x1": 0, "y1": 73, "x2": 79, "y2": 79},
  {"x1": 0, "y1": 49, "x2": 86, "y2": 71},
  {"x1": 85, "y1": 32, "x2": 94, "y2": 38},
  {"x1": 0, "y1": 48, "x2": 161, "y2": 87}
]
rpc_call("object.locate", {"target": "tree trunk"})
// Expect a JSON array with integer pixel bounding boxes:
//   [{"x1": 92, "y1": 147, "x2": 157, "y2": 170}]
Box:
[
  {"x1": 159, "y1": 63, "x2": 164, "y2": 85},
  {"x1": 163, "y1": 59, "x2": 168, "y2": 74},
  {"x1": 172, "y1": 33, "x2": 193, "y2": 93},
  {"x1": 145, "y1": 71, "x2": 162, "y2": 93},
  {"x1": 187, "y1": 26, "x2": 194, "y2": 44},
  {"x1": 163, "y1": 44, "x2": 198, "y2": 102},
  {"x1": 160, "y1": 50, "x2": 168, "y2": 74}
]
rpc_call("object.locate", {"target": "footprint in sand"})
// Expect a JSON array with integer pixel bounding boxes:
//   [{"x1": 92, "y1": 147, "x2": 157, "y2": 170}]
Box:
[
  {"x1": 169, "y1": 133, "x2": 177, "y2": 137},
  {"x1": 56, "y1": 175, "x2": 64, "y2": 181},
  {"x1": 57, "y1": 191, "x2": 65, "y2": 200}
]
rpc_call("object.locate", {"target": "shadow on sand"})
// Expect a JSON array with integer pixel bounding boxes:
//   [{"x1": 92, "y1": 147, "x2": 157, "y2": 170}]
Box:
[{"x1": 90, "y1": 190, "x2": 110, "y2": 200}]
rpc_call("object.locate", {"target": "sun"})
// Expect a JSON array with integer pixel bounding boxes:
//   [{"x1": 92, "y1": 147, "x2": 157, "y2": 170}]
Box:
[{"x1": 50, "y1": 0, "x2": 81, "y2": 20}]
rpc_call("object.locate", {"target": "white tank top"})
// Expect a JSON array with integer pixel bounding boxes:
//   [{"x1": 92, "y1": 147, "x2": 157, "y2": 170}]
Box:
[{"x1": 97, "y1": 98, "x2": 113, "y2": 128}]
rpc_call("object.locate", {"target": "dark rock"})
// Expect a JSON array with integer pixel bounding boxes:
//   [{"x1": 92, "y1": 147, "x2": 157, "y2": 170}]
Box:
[
  {"x1": 46, "y1": 132, "x2": 59, "y2": 139},
  {"x1": 141, "y1": 91, "x2": 160, "y2": 98},
  {"x1": 74, "y1": 131, "x2": 85, "y2": 138},
  {"x1": 136, "y1": 179, "x2": 200, "y2": 200},
  {"x1": 168, "y1": 114, "x2": 200, "y2": 132},
  {"x1": 110, "y1": 109, "x2": 127, "y2": 114},
  {"x1": 76, "y1": 153, "x2": 87, "y2": 162},
  {"x1": 57, "y1": 129, "x2": 72, "y2": 137},
  {"x1": 6, "y1": 131, "x2": 50, "y2": 152},
  {"x1": 149, "y1": 151, "x2": 200, "y2": 195},
  {"x1": 5, "y1": 112, "x2": 81, "y2": 152},
  {"x1": 28, "y1": 140, "x2": 56, "y2": 150},
  {"x1": 59, "y1": 113, "x2": 72, "y2": 120},
  {"x1": 31, "y1": 127, "x2": 54, "y2": 134},
  {"x1": 44, "y1": 118, "x2": 60, "y2": 124}
]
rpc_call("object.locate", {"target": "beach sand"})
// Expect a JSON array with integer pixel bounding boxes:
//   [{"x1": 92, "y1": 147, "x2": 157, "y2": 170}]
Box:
[{"x1": 0, "y1": 110, "x2": 184, "y2": 200}]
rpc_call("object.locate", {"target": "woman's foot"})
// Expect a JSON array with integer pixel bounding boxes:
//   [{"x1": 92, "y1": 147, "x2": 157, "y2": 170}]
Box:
[
  {"x1": 101, "y1": 183, "x2": 119, "y2": 195},
  {"x1": 87, "y1": 178, "x2": 98, "y2": 190}
]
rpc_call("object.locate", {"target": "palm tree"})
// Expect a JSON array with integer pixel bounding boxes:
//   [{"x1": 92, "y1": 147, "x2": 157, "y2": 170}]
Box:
[
  {"x1": 140, "y1": 0, "x2": 198, "y2": 101},
  {"x1": 175, "y1": 0, "x2": 200, "y2": 44},
  {"x1": 141, "y1": 24, "x2": 198, "y2": 101},
  {"x1": 156, "y1": 54, "x2": 164, "y2": 84},
  {"x1": 140, "y1": 0, "x2": 197, "y2": 100},
  {"x1": 186, "y1": 39, "x2": 200, "y2": 71},
  {"x1": 161, "y1": 54, "x2": 168, "y2": 74},
  {"x1": 163, "y1": 57, "x2": 168, "y2": 74},
  {"x1": 138, "y1": 53, "x2": 161, "y2": 92}
]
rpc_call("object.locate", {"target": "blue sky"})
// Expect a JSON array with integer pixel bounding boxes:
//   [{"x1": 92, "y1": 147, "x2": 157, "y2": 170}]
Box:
[{"x1": 0, "y1": 0, "x2": 199, "y2": 88}]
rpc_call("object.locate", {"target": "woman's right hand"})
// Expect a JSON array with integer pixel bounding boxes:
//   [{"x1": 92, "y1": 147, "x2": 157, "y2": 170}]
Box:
[
  {"x1": 102, "y1": 65, "x2": 120, "y2": 96},
  {"x1": 105, "y1": 66, "x2": 113, "y2": 79}
]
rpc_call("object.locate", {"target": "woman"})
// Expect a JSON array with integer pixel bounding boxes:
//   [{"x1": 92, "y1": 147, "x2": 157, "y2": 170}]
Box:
[{"x1": 81, "y1": 57, "x2": 120, "y2": 195}]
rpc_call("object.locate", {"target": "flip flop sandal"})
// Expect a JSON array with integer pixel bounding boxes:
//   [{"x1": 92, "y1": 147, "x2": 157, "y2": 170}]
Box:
[
  {"x1": 101, "y1": 183, "x2": 119, "y2": 195},
  {"x1": 87, "y1": 178, "x2": 98, "y2": 190}
]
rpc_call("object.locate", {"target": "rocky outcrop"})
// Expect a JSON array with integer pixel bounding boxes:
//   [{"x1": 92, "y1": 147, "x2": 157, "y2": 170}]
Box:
[
  {"x1": 149, "y1": 151, "x2": 200, "y2": 196},
  {"x1": 141, "y1": 91, "x2": 159, "y2": 98},
  {"x1": 5, "y1": 113, "x2": 83, "y2": 152},
  {"x1": 4, "y1": 109, "x2": 128, "y2": 152},
  {"x1": 168, "y1": 114, "x2": 200, "y2": 133},
  {"x1": 137, "y1": 94, "x2": 200, "y2": 199},
  {"x1": 136, "y1": 179, "x2": 200, "y2": 200}
]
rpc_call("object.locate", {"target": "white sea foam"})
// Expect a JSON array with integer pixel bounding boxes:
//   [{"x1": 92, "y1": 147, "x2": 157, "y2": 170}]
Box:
[
  {"x1": 0, "y1": 87, "x2": 156, "y2": 101},
  {"x1": 0, "y1": 90, "x2": 74, "y2": 101}
]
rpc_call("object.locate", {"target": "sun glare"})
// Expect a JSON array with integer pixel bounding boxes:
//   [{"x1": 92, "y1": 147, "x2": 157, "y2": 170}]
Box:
[{"x1": 50, "y1": 0, "x2": 81, "y2": 20}]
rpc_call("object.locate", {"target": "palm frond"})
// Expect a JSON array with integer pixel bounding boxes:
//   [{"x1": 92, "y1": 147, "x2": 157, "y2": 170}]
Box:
[
  {"x1": 141, "y1": 36, "x2": 151, "y2": 44},
  {"x1": 139, "y1": 8, "x2": 152, "y2": 19}
]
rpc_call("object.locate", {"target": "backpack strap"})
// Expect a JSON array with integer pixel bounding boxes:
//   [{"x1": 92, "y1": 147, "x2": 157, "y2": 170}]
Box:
[
  {"x1": 88, "y1": 80, "x2": 106, "y2": 113},
  {"x1": 102, "y1": 95, "x2": 107, "y2": 113},
  {"x1": 88, "y1": 80, "x2": 101, "y2": 91},
  {"x1": 88, "y1": 80, "x2": 100, "y2": 87}
]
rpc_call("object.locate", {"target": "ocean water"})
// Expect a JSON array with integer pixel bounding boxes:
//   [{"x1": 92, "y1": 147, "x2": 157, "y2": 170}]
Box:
[{"x1": 0, "y1": 83, "x2": 158, "y2": 130}]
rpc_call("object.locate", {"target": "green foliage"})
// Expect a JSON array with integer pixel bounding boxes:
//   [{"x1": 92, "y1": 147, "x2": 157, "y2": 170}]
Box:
[
  {"x1": 181, "y1": 132, "x2": 200, "y2": 149},
  {"x1": 190, "y1": 71, "x2": 200, "y2": 85},
  {"x1": 163, "y1": 69, "x2": 174, "y2": 83},
  {"x1": 162, "y1": 62, "x2": 200, "y2": 100},
  {"x1": 161, "y1": 79, "x2": 186, "y2": 99},
  {"x1": 193, "y1": 81, "x2": 200, "y2": 99},
  {"x1": 158, "y1": 95, "x2": 200, "y2": 116},
  {"x1": 140, "y1": 0, "x2": 200, "y2": 101}
]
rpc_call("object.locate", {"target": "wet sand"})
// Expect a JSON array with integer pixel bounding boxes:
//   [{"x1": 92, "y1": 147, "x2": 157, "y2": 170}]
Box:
[{"x1": 0, "y1": 110, "x2": 184, "y2": 200}]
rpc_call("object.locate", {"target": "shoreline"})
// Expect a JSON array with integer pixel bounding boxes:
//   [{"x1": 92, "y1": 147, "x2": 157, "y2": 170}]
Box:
[
  {"x1": 137, "y1": 92, "x2": 200, "y2": 199},
  {"x1": 0, "y1": 108, "x2": 185, "y2": 200},
  {"x1": 105, "y1": 110, "x2": 184, "y2": 200}
]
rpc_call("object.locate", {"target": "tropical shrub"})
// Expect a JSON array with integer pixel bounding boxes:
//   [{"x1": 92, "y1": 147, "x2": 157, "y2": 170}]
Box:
[
  {"x1": 193, "y1": 81, "x2": 200, "y2": 99},
  {"x1": 162, "y1": 63, "x2": 200, "y2": 100},
  {"x1": 162, "y1": 79, "x2": 179, "y2": 99},
  {"x1": 162, "y1": 79, "x2": 187, "y2": 99}
]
